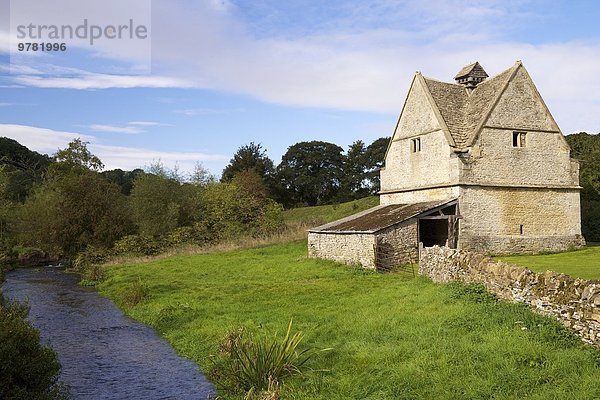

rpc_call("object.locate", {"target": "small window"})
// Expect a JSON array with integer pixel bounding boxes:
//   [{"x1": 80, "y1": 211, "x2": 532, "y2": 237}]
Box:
[
  {"x1": 512, "y1": 132, "x2": 527, "y2": 147},
  {"x1": 519, "y1": 224, "x2": 524, "y2": 235},
  {"x1": 411, "y1": 138, "x2": 421, "y2": 152}
]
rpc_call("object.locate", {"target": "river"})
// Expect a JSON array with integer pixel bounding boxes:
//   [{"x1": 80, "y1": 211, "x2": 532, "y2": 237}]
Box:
[{"x1": 2, "y1": 266, "x2": 216, "y2": 400}]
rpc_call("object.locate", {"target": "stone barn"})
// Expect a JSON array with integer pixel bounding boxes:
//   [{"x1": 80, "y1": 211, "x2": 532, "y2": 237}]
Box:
[{"x1": 309, "y1": 61, "x2": 585, "y2": 269}]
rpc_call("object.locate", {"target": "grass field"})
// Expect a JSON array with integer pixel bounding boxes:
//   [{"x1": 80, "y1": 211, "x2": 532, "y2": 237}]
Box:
[
  {"x1": 282, "y1": 196, "x2": 379, "y2": 226},
  {"x1": 98, "y1": 240, "x2": 600, "y2": 399},
  {"x1": 497, "y1": 245, "x2": 600, "y2": 280}
]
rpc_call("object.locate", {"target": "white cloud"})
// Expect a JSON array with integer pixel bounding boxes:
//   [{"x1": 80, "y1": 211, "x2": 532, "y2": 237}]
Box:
[
  {"x1": 0, "y1": 124, "x2": 95, "y2": 154},
  {"x1": 0, "y1": 124, "x2": 228, "y2": 172},
  {"x1": 174, "y1": 108, "x2": 245, "y2": 116},
  {"x1": 128, "y1": 121, "x2": 173, "y2": 127},
  {"x1": 12, "y1": 73, "x2": 193, "y2": 90},
  {"x1": 0, "y1": 102, "x2": 15, "y2": 107},
  {"x1": 89, "y1": 124, "x2": 144, "y2": 134}
]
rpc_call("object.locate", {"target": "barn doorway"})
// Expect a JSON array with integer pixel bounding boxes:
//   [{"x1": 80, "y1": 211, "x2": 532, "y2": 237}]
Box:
[
  {"x1": 418, "y1": 203, "x2": 459, "y2": 249},
  {"x1": 419, "y1": 219, "x2": 448, "y2": 247}
]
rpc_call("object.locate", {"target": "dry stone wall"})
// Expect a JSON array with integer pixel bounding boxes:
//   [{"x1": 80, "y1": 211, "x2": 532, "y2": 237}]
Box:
[
  {"x1": 375, "y1": 223, "x2": 419, "y2": 269},
  {"x1": 420, "y1": 246, "x2": 600, "y2": 346},
  {"x1": 308, "y1": 232, "x2": 376, "y2": 268}
]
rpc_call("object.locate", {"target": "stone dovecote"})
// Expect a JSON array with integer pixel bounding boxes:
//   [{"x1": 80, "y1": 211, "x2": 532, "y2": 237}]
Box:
[{"x1": 309, "y1": 61, "x2": 584, "y2": 269}]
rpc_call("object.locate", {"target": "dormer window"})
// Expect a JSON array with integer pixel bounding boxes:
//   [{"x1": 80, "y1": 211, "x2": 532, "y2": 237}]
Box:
[
  {"x1": 513, "y1": 132, "x2": 527, "y2": 147},
  {"x1": 411, "y1": 138, "x2": 421, "y2": 152}
]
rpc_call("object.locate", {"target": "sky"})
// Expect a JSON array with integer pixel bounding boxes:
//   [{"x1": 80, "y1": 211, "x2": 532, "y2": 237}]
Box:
[{"x1": 0, "y1": 0, "x2": 599, "y2": 177}]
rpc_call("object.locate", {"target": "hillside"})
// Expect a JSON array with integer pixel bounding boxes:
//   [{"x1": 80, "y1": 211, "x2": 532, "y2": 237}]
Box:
[{"x1": 283, "y1": 196, "x2": 379, "y2": 227}]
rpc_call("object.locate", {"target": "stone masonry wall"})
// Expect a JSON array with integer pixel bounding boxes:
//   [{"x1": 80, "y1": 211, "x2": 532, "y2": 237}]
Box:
[
  {"x1": 308, "y1": 232, "x2": 376, "y2": 269},
  {"x1": 381, "y1": 130, "x2": 459, "y2": 192},
  {"x1": 458, "y1": 186, "x2": 584, "y2": 254},
  {"x1": 380, "y1": 186, "x2": 459, "y2": 205},
  {"x1": 420, "y1": 246, "x2": 600, "y2": 346},
  {"x1": 463, "y1": 128, "x2": 576, "y2": 187},
  {"x1": 375, "y1": 222, "x2": 419, "y2": 269}
]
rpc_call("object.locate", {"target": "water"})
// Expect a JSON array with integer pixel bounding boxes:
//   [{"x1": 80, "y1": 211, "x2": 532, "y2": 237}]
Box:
[{"x1": 2, "y1": 267, "x2": 216, "y2": 400}]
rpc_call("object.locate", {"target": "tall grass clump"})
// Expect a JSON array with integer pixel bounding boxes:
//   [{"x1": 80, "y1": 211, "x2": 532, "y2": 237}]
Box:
[
  {"x1": 210, "y1": 320, "x2": 328, "y2": 399},
  {"x1": 122, "y1": 278, "x2": 149, "y2": 307}
]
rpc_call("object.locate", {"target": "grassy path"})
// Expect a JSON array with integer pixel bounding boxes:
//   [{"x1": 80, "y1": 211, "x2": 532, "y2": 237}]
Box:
[{"x1": 98, "y1": 240, "x2": 600, "y2": 399}]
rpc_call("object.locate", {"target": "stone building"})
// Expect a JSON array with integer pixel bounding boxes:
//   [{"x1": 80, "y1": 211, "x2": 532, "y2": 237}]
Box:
[{"x1": 309, "y1": 61, "x2": 585, "y2": 269}]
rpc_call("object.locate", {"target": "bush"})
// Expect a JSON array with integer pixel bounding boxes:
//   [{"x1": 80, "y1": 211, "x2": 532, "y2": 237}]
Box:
[
  {"x1": 209, "y1": 320, "x2": 327, "y2": 398},
  {"x1": 113, "y1": 234, "x2": 164, "y2": 256},
  {"x1": 0, "y1": 247, "x2": 17, "y2": 269},
  {"x1": 0, "y1": 298, "x2": 68, "y2": 399},
  {"x1": 72, "y1": 246, "x2": 112, "y2": 271},
  {"x1": 163, "y1": 224, "x2": 213, "y2": 248}
]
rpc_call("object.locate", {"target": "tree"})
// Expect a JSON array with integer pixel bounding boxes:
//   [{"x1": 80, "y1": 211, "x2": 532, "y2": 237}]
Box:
[
  {"x1": 275, "y1": 141, "x2": 344, "y2": 207},
  {"x1": 221, "y1": 142, "x2": 275, "y2": 184},
  {"x1": 189, "y1": 161, "x2": 215, "y2": 187},
  {"x1": 341, "y1": 140, "x2": 368, "y2": 200},
  {"x1": 363, "y1": 137, "x2": 390, "y2": 194},
  {"x1": 53, "y1": 138, "x2": 103, "y2": 172},
  {"x1": 0, "y1": 137, "x2": 51, "y2": 202},
  {"x1": 565, "y1": 132, "x2": 600, "y2": 241},
  {"x1": 101, "y1": 168, "x2": 144, "y2": 195},
  {"x1": 129, "y1": 173, "x2": 199, "y2": 237},
  {"x1": 199, "y1": 180, "x2": 282, "y2": 240},
  {"x1": 17, "y1": 170, "x2": 133, "y2": 257}
]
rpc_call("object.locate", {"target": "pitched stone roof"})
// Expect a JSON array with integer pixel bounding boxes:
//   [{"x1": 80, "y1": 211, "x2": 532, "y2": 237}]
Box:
[
  {"x1": 308, "y1": 199, "x2": 456, "y2": 233},
  {"x1": 422, "y1": 63, "x2": 517, "y2": 148}
]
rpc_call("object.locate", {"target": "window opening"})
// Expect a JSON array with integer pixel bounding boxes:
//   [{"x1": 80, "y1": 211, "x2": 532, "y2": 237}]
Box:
[
  {"x1": 411, "y1": 138, "x2": 421, "y2": 152},
  {"x1": 513, "y1": 132, "x2": 526, "y2": 147}
]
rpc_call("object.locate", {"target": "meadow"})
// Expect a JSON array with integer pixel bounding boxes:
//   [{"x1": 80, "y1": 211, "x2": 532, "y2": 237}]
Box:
[{"x1": 98, "y1": 239, "x2": 600, "y2": 399}]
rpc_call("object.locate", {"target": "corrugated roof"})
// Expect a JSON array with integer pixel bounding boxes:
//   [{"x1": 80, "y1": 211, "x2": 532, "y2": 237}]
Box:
[
  {"x1": 422, "y1": 63, "x2": 516, "y2": 148},
  {"x1": 309, "y1": 199, "x2": 456, "y2": 233}
]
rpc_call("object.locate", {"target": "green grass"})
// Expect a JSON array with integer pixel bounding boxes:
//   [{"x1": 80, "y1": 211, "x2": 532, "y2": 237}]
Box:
[
  {"x1": 282, "y1": 196, "x2": 379, "y2": 226},
  {"x1": 497, "y1": 245, "x2": 600, "y2": 280},
  {"x1": 98, "y1": 240, "x2": 600, "y2": 399}
]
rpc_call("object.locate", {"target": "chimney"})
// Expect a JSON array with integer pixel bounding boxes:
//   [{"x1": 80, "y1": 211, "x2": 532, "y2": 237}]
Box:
[{"x1": 454, "y1": 62, "x2": 489, "y2": 90}]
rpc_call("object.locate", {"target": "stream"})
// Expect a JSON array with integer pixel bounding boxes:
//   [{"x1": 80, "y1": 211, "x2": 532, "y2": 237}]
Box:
[{"x1": 2, "y1": 266, "x2": 215, "y2": 400}]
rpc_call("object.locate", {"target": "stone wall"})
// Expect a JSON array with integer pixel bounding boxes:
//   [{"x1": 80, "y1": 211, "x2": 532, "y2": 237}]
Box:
[
  {"x1": 458, "y1": 186, "x2": 584, "y2": 254},
  {"x1": 380, "y1": 186, "x2": 459, "y2": 205},
  {"x1": 375, "y1": 222, "x2": 419, "y2": 269},
  {"x1": 420, "y1": 246, "x2": 600, "y2": 346},
  {"x1": 463, "y1": 128, "x2": 577, "y2": 187},
  {"x1": 381, "y1": 130, "x2": 459, "y2": 193},
  {"x1": 308, "y1": 232, "x2": 376, "y2": 268}
]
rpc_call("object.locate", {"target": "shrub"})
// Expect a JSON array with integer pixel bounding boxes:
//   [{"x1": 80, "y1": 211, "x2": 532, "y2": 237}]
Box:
[
  {"x1": 72, "y1": 246, "x2": 112, "y2": 271},
  {"x1": 163, "y1": 224, "x2": 213, "y2": 248},
  {"x1": 209, "y1": 320, "x2": 328, "y2": 398},
  {"x1": 113, "y1": 234, "x2": 164, "y2": 256},
  {"x1": 0, "y1": 298, "x2": 68, "y2": 399}
]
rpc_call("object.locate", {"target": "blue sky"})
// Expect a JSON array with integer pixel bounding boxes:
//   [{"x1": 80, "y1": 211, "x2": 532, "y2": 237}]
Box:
[{"x1": 0, "y1": 0, "x2": 599, "y2": 177}]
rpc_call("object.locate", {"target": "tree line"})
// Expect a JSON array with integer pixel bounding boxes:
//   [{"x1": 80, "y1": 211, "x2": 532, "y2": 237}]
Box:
[
  {"x1": 0, "y1": 136, "x2": 389, "y2": 267},
  {"x1": 221, "y1": 138, "x2": 388, "y2": 207}
]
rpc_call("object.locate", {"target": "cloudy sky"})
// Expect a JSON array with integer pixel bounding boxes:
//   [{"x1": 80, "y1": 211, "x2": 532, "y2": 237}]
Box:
[{"x1": 0, "y1": 0, "x2": 598, "y2": 176}]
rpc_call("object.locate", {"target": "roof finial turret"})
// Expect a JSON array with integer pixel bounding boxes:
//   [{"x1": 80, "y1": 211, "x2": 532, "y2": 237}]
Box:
[{"x1": 454, "y1": 61, "x2": 489, "y2": 90}]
